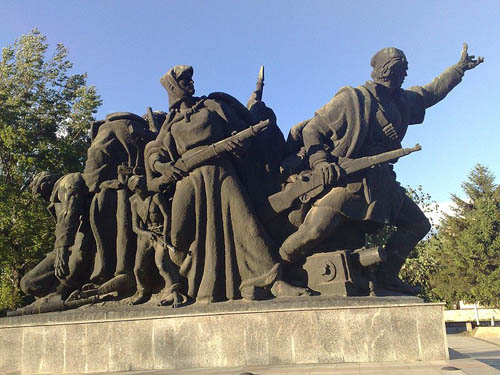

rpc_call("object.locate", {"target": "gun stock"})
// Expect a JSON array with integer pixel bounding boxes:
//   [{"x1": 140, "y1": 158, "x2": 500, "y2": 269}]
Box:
[
  {"x1": 174, "y1": 119, "x2": 270, "y2": 173},
  {"x1": 263, "y1": 144, "x2": 422, "y2": 221}
]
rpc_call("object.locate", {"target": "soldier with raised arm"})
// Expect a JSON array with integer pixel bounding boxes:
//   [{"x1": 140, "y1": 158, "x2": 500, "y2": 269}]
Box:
[{"x1": 279, "y1": 44, "x2": 483, "y2": 294}]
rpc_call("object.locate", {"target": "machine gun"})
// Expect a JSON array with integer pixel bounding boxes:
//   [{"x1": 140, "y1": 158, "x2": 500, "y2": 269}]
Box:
[
  {"x1": 261, "y1": 144, "x2": 422, "y2": 221},
  {"x1": 172, "y1": 119, "x2": 270, "y2": 173}
]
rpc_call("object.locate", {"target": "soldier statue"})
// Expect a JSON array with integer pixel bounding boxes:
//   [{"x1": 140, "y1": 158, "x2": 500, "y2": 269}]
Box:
[{"x1": 279, "y1": 44, "x2": 483, "y2": 294}]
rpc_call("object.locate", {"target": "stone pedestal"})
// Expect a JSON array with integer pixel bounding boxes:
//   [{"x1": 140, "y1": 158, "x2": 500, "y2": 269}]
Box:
[{"x1": 0, "y1": 296, "x2": 448, "y2": 374}]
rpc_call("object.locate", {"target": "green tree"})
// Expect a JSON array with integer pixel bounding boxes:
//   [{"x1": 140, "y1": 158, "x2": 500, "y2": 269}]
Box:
[
  {"x1": 431, "y1": 164, "x2": 500, "y2": 307},
  {"x1": 0, "y1": 29, "x2": 101, "y2": 312}
]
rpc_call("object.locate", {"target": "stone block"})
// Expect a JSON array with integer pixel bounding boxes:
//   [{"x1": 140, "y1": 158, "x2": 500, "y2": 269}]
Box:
[
  {"x1": 40, "y1": 326, "x2": 65, "y2": 374},
  {"x1": 85, "y1": 322, "x2": 111, "y2": 373},
  {"x1": 193, "y1": 315, "x2": 224, "y2": 369},
  {"x1": 64, "y1": 324, "x2": 87, "y2": 374},
  {"x1": 390, "y1": 306, "x2": 420, "y2": 361},
  {"x1": 183, "y1": 314, "x2": 246, "y2": 368},
  {"x1": 341, "y1": 308, "x2": 371, "y2": 362},
  {"x1": 0, "y1": 327, "x2": 22, "y2": 374},
  {"x1": 109, "y1": 320, "x2": 153, "y2": 372},
  {"x1": 242, "y1": 313, "x2": 270, "y2": 366},
  {"x1": 22, "y1": 326, "x2": 45, "y2": 374},
  {"x1": 366, "y1": 307, "x2": 396, "y2": 362},
  {"x1": 316, "y1": 310, "x2": 347, "y2": 363},
  {"x1": 471, "y1": 326, "x2": 500, "y2": 338},
  {"x1": 211, "y1": 315, "x2": 246, "y2": 368},
  {"x1": 0, "y1": 297, "x2": 448, "y2": 374},
  {"x1": 153, "y1": 318, "x2": 177, "y2": 370},
  {"x1": 268, "y1": 311, "x2": 320, "y2": 365},
  {"x1": 168, "y1": 316, "x2": 203, "y2": 369},
  {"x1": 416, "y1": 305, "x2": 447, "y2": 360}
]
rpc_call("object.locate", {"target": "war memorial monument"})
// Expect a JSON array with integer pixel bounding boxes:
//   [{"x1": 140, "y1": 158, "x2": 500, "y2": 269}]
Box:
[{"x1": 0, "y1": 44, "x2": 483, "y2": 374}]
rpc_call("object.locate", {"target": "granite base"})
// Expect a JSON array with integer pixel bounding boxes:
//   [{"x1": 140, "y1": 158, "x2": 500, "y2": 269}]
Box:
[{"x1": 0, "y1": 296, "x2": 448, "y2": 374}]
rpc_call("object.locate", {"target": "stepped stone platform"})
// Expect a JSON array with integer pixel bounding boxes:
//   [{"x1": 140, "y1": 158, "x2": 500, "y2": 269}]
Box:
[{"x1": 0, "y1": 296, "x2": 448, "y2": 374}]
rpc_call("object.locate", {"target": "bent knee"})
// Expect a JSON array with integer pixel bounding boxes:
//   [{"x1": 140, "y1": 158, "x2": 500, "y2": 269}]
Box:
[
  {"x1": 305, "y1": 224, "x2": 328, "y2": 243},
  {"x1": 413, "y1": 216, "x2": 431, "y2": 239},
  {"x1": 20, "y1": 275, "x2": 36, "y2": 296},
  {"x1": 20, "y1": 275, "x2": 31, "y2": 295}
]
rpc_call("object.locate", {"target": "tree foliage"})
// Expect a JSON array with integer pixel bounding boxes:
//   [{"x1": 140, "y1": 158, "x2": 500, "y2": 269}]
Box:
[
  {"x1": 431, "y1": 164, "x2": 500, "y2": 307},
  {"x1": 0, "y1": 30, "x2": 101, "y2": 312},
  {"x1": 367, "y1": 170, "x2": 500, "y2": 307}
]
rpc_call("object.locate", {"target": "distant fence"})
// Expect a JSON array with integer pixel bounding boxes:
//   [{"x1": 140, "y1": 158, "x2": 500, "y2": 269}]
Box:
[{"x1": 444, "y1": 309, "x2": 500, "y2": 323}]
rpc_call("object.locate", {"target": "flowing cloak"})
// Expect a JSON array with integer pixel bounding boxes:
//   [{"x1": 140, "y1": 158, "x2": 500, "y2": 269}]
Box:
[
  {"x1": 302, "y1": 65, "x2": 464, "y2": 225},
  {"x1": 152, "y1": 94, "x2": 280, "y2": 303}
]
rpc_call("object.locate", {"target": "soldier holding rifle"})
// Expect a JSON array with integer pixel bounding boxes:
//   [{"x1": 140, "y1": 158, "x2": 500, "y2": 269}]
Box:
[
  {"x1": 279, "y1": 44, "x2": 483, "y2": 294},
  {"x1": 148, "y1": 65, "x2": 308, "y2": 303}
]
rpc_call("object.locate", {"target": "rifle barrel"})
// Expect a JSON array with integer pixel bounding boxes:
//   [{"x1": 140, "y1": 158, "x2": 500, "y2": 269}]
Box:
[
  {"x1": 340, "y1": 144, "x2": 422, "y2": 174},
  {"x1": 175, "y1": 120, "x2": 269, "y2": 172}
]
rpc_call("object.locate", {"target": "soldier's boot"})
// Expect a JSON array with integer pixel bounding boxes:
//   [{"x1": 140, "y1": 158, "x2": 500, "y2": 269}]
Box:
[{"x1": 376, "y1": 252, "x2": 421, "y2": 296}]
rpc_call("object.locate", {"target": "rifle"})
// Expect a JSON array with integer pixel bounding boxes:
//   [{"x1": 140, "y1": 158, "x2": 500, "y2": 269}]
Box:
[
  {"x1": 173, "y1": 119, "x2": 270, "y2": 173},
  {"x1": 7, "y1": 295, "x2": 99, "y2": 317},
  {"x1": 262, "y1": 144, "x2": 422, "y2": 221},
  {"x1": 143, "y1": 227, "x2": 177, "y2": 253}
]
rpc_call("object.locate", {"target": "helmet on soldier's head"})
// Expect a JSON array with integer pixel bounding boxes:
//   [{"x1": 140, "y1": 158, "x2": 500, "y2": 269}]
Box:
[
  {"x1": 160, "y1": 65, "x2": 194, "y2": 109},
  {"x1": 30, "y1": 171, "x2": 59, "y2": 201},
  {"x1": 370, "y1": 47, "x2": 408, "y2": 86}
]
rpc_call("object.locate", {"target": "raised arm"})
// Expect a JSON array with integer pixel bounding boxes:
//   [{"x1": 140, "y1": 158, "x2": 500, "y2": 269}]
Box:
[{"x1": 415, "y1": 43, "x2": 484, "y2": 109}]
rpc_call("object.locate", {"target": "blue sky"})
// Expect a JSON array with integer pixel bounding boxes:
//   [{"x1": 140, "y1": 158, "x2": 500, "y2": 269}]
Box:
[{"x1": 1, "y1": 0, "x2": 499, "y2": 204}]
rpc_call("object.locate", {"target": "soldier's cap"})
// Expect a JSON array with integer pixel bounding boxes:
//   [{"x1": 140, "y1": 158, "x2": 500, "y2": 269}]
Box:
[
  {"x1": 370, "y1": 47, "x2": 407, "y2": 69},
  {"x1": 160, "y1": 65, "x2": 193, "y2": 92},
  {"x1": 30, "y1": 171, "x2": 58, "y2": 196}
]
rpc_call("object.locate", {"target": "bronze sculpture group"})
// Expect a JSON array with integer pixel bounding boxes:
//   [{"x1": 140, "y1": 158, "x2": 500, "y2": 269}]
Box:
[{"x1": 11, "y1": 44, "x2": 483, "y2": 315}]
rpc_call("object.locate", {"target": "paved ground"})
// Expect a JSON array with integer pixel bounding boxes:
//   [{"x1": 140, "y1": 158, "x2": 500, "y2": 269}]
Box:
[{"x1": 99, "y1": 334, "x2": 500, "y2": 375}]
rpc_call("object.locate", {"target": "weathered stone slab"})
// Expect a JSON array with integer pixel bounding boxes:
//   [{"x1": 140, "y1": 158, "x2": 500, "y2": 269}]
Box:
[
  {"x1": 86, "y1": 322, "x2": 110, "y2": 373},
  {"x1": 416, "y1": 304, "x2": 449, "y2": 360},
  {"x1": 109, "y1": 320, "x2": 154, "y2": 372},
  {"x1": 40, "y1": 326, "x2": 65, "y2": 374},
  {"x1": 390, "y1": 306, "x2": 419, "y2": 361},
  {"x1": 64, "y1": 324, "x2": 86, "y2": 373},
  {"x1": 152, "y1": 318, "x2": 177, "y2": 370},
  {"x1": 21, "y1": 327, "x2": 44, "y2": 374},
  {"x1": 0, "y1": 327, "x2": 22, "y2": 374},
  {"x1": 0, "y1": 296, "x2": 448, "y2": 374}
]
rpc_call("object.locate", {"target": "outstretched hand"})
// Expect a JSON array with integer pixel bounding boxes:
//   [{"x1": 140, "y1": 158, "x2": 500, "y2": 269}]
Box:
[{"x1": 458, "y1": 43, "x2": 484, "y2": 71}]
